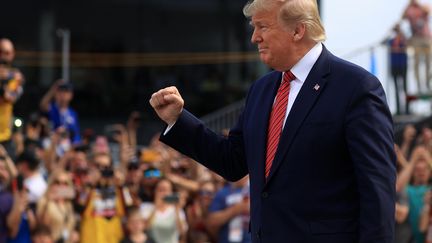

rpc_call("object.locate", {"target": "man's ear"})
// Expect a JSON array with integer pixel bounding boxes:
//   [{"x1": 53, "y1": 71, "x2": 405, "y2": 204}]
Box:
[{"x1": 293, "y1": 23, "x2": 306, "y2": 41}]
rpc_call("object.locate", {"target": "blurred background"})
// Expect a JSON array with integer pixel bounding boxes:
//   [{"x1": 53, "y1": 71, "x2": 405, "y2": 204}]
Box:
[{"x1": 1, "y1": 0, "x2": 266, "y2": 143}]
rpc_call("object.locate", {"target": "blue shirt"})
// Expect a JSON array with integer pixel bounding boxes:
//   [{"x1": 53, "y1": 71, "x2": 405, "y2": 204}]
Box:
[
  {"x1": 48, "y1": 102, "x2": 81, "y2": 144},
  {"x1": 209, "y1": 184, "x2": 251, "y2": 243},
  {"x1": 0, "y1": 190, "x2": 13, "y2": 243},
  {"x1": 388, "y1": 37, "x2": 408, "y2": 69},
  {"x1": 7, "y1": 213, "x2": 31, "y2": 243}
]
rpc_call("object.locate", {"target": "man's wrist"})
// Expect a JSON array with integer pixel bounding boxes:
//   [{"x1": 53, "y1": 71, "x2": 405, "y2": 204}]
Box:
[
  {"x1": 163, "y1": 110, "x2": 182, "y2": 135},
  {"x1": 163, "y1": 122, "x2": 177, "y2": 135}
]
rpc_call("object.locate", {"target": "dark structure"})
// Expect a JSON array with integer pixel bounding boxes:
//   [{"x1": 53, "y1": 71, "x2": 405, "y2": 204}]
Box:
[{"x1": 1, "y1": 0, "x2": 322, "y2": 141}]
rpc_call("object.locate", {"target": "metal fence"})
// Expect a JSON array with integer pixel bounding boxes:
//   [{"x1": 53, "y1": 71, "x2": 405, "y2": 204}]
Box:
[{"x1": 201, "y1": 99, "x2": 245, "y2": 133}]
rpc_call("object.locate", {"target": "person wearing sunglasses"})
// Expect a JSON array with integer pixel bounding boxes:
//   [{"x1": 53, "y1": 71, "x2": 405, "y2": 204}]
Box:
[{"x1": 36, "y1": 170, "x2": 76, "y2": 243}]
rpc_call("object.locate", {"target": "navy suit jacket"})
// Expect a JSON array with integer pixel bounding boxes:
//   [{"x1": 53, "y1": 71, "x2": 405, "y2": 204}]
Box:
[{"x1": 160, "y1": 46, "x2": 396, "y2": 243}]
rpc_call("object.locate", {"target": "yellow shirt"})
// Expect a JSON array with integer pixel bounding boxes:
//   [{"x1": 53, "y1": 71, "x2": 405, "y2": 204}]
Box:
[
  {"x1": 80, "y1": 188, "x2": 125, "y2": 243},
  {"x1": 0, "y1": 78, "x2": 19, "y2": 142}
]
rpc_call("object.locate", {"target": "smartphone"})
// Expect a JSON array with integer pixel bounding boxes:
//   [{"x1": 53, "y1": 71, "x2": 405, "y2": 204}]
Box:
[
  {"x1": 163, "y1": 194, "x2": 179, "y2": 204},
  {"x1": 101, "y1": 167, "x2": 114, "y2": 178},
  {"x1": 12, "y1": 174, "x2": 25, "y2": 192}
]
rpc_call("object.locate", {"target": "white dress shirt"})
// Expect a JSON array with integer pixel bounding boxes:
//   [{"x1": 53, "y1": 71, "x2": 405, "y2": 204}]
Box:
[{"x1": 282, "y1": 42, "x2": 322, "y2": 128}]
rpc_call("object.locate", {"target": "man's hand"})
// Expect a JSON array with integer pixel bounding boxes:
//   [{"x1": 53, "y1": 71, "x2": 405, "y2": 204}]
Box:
[{"x1": 149, "y1": 86, "x2": 184, "y2": 125}]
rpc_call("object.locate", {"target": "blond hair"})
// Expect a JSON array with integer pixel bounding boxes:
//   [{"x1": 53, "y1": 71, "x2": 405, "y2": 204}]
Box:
[
  {"x1": 243, "y1": 0, "x2": 326, "y2": 42},
  {"x1": 47, "y1": 170, "x2": 73, "y2": 189}
]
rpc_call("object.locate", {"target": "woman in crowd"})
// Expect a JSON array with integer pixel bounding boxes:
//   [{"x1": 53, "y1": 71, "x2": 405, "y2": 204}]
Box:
[
  {"x1": 36, "y1": 170, "x2": 76, "y2": 243},
  {"x1": 397, "y1": 146, "x2": 432, "y2": 243},
  {"x1": 141, "y1": 178, "x2": 187, "y2": 243}
]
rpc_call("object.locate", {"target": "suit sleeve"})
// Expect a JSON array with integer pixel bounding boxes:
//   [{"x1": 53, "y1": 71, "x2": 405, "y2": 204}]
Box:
[
  {"x1": 160, "y1": 109, "x2": 248, "y2": 182},
  {"x1": 344, "y1": 74, "x2": 396, "y2": 243}
]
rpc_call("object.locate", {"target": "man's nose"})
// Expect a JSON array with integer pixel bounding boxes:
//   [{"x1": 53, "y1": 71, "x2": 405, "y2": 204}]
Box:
[{"x1": 251, "y1": 30, "x2": 261, "y2": 44}]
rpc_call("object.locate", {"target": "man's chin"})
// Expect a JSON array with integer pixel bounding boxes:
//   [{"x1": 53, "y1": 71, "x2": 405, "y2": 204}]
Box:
[
  {"x1": 260, "y1": 59, "x2": 277, "y2": 70},
  {"x1": 259, "y1": 54, "x2": 271, "y2": 66}
]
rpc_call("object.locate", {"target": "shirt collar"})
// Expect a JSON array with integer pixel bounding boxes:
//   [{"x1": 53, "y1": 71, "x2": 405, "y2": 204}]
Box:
[{"x1": 289, "y1": 42, "x2": 323, "y2": 83}]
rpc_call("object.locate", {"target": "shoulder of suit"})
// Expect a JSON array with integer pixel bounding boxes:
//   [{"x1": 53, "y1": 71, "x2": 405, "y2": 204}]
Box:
[{"x1": 328, "y1": 53, "x2": 376, "y2": 82}]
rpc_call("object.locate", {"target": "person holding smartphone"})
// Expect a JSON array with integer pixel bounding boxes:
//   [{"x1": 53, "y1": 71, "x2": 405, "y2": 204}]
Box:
[
  {"x1": 141, "y1": 178, "x2": 187, "y2": 243},
  {"x1": 6, "y1": 174, "x2": 37, "y2": 243},
  {"x1": 36, "y1": 170, "x2": 76, "y2": 243}
]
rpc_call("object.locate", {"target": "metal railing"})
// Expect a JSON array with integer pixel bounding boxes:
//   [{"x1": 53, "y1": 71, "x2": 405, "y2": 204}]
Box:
[{"x1": 201, "y1": 98, "x2": 245, "y2": 133}]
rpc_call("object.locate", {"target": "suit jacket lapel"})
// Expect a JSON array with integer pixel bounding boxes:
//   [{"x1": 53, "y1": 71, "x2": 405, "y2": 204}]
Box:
[{"x1": 265, "y1": 46, "x2": 331, "y2": 184}]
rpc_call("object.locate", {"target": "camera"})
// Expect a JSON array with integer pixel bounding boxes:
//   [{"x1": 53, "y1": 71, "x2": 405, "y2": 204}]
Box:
[
  {"x1": 0, "y1": 78, "x2": 10, "y2": 98},
  {"x1": 163, "y1": 194, "x2": 179, "y2": 204},
  {"x1": 101, "y1": 167, "x2": 114, "y2": 178},
  {"x1": 74, "y1": 144, "x2": 89, "y2": 153},
  {"x1": 127, "y1": 162, "x2": 139, "y2": 171}
]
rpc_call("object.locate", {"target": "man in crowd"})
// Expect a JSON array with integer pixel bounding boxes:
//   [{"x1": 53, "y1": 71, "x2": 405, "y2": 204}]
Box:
[
  {"x1": 15, "y1": 150, "x2": 47, "y2": 205},
  {"x1": 206, "y1": 177, "x2": 250, "y2": 243},
  {"x1": 40, "y1": 80, "x2": 81, "y2": 145},
  {"x1": 0, "y1": 38, "x2": 24, "y2": 156},
  {"x1": 150, "y1": 0, "x2": 396, "y2": 242}
]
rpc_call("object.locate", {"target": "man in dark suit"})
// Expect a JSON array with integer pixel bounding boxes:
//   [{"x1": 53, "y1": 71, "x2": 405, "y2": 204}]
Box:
[{"x1": 149, "y1": 0, "x2": 396, "y2": 242}]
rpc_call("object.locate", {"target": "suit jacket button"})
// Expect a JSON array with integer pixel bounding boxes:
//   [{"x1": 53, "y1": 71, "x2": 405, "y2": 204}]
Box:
[{"x1": 261, "y1": 192, "x2": 268, "y2": 198}]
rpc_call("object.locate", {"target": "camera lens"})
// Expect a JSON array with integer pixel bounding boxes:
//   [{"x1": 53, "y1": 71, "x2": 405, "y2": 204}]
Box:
[{"x1": 101, "y1": 167, "x2": 114, "y2": 178}]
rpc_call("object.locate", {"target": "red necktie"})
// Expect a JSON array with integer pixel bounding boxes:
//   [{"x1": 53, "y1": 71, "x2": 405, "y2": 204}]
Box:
[{"x1": 265, "y1": 71, "x2": 295, "y2": 178}]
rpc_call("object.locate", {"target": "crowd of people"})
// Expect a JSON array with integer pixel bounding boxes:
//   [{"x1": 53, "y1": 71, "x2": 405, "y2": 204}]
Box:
[
  {"x1": 0, "y1": 37, "x2": 252, "y2": 243},
  {"x1": 395, "y1": 124, "x2": 432, "y2": 243}
]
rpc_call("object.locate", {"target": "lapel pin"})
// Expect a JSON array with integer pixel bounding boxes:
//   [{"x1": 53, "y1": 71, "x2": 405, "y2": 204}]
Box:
[{"x1": 313, "y1": 84, "x2": 320, "y2": 91}]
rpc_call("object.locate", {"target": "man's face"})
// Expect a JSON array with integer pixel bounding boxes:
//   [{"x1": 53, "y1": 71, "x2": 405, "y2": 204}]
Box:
[
  {"x1": 0, "y1": 40, "x2": 15, "y2": 66},
  {"x1": 55, "y1": 90, "x2": 73, "y2": 107},
  {"x1": 250, "y1": 7, "x2": 296, "y2": 71}
]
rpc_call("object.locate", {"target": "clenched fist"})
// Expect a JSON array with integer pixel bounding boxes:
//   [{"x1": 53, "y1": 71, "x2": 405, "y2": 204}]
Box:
[{"x1": 149, "y1": 86, "x2": 184, "y2": 125}]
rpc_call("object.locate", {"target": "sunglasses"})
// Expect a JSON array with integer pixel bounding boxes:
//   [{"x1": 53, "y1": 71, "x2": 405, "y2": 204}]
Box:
[{"x1": 53, "y1": 180, "x2": 69, "y2": 186}]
